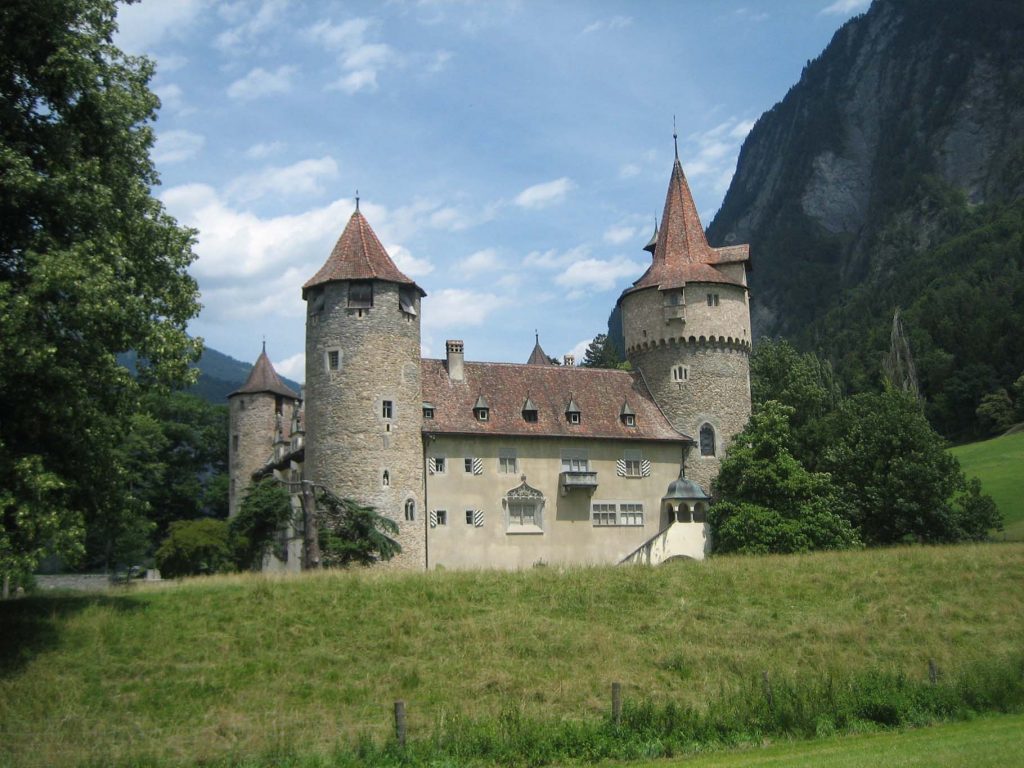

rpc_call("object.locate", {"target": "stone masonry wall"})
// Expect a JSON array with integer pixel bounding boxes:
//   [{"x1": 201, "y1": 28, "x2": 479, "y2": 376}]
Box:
[
  {"x1": 304, "y1": 280, "x2": 426, "y2": 570},
  {"x1": 228, "y1": 393, "x2": 297, "y2": 517}
]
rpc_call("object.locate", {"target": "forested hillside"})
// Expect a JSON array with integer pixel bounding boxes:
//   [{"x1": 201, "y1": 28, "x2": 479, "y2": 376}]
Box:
[{"x1": 702, "y1": 0, "x2": 1024, "y2": 440}]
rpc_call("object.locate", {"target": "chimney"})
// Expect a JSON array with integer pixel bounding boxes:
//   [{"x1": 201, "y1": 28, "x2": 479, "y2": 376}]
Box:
[
  {"x1": 446, "y1": 340, "x2": 464, "y2": 381},
  {"x1": 563, "y1": 354, "x2": 575, "y2": 367}
]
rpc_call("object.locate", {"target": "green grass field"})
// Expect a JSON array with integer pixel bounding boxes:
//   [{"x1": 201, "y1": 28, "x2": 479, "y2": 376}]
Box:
[
  {"x1": 2, "y1": 544, "x2": 1023, "y2": 767},
  {"x1": 631, "y1": 713, "x2": 1024, "y2": 767},
  {"x1": 952, "y1": 430, "x2": 1024, "y2": 540}
]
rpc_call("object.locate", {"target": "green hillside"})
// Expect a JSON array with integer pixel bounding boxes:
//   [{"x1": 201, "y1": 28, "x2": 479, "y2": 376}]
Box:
[
  {"x1": 2, "y1": 544, "x2": 1022, "y2": 767},
  {"x1": 952, "y1": 430, "x2": 1024, "y2": 540}
]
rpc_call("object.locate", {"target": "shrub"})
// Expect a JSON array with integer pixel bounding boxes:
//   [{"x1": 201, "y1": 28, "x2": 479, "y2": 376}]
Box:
[{"x1": 155, "y1": 518, "x2": 232, "y2": 578}]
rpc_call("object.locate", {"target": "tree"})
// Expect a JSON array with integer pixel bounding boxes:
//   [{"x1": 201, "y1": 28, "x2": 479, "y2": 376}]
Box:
[
  {"x1": 155, "y1": 519, "x2": 232, "y2": 579},
  {"x1": 976, "y1": 389, "x2": 1015, "y2": 435},
  {"x1": 229, "y1": 477, "x2": 294, "y2": 570},
  {"x1": 0, "y1": 1, "x2": 200, "y2": 578},
  {"x1": 316, "y1": 491, "x2": 402, "y2": 567},
  {"x1": 709, "y1": 401, "x2": 861, "y2": 555},
  {"x1": 580, "y1": 334, "x2": 624, "y2": 369},
  {"x1": 818, "y1": 388, "x2": 1002, "y2": 544}
]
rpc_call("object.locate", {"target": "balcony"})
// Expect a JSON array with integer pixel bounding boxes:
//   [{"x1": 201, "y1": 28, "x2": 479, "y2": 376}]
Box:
[{"x1": 560, "y1": 470, "x2": 598, "y2": 494}]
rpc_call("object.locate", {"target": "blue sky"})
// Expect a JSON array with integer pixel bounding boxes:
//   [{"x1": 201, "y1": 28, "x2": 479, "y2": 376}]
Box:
[{"x1": 115, "y1": 0, "x2": 870, "y2": 382}]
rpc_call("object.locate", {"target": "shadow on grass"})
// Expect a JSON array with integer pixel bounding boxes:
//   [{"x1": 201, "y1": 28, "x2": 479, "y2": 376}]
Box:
[{"x1": 0, "y1": 593, "x2": 144, "y2": 678}]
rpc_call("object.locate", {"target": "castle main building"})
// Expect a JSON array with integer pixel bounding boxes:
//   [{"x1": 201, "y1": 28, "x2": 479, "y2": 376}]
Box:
[{"x1": 228, "y1": 155, "x2": 752, "y2": 571}]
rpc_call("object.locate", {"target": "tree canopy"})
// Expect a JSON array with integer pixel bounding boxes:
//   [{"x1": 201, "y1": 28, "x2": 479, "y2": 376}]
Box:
[{"x1": 1, "y1": 0, "x2": 201, "y2": 580}]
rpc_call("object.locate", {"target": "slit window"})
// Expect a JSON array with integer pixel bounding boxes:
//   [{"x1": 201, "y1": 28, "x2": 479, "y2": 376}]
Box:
[{"x1": 405, "y1": 499, "x2": 416, "y2": 521}]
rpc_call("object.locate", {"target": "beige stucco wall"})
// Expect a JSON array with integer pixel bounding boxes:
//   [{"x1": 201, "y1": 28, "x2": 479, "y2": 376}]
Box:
[{"x1": 424, "y1": 435, "x2": 686, "y2": 570}]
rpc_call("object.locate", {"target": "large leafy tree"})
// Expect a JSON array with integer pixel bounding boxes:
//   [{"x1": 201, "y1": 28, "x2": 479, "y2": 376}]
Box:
[
  {"x1": 710, "y1": 401, "x2": 861, "y2": 554},
  {"x1": 230, "y1": 477, "x2": 294, "y2": 571},
  {"x1": 0, "y1": 0, "x2": 201, "y2": 579},
  {"x1": 316, "y1": 491, "x2": 402, "y2": 568}
]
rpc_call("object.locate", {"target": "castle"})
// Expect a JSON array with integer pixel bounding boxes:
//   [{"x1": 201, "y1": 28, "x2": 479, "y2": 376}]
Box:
[{"x1": 228, "y1": 152, "x2": 752, "y2": 571}]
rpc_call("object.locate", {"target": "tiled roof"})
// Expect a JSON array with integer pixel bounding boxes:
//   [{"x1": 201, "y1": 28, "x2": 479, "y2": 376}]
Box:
[
  {"x1": 626, "y1": 159, "x2": 750, "y2": 294},
  {"x1": 303, "y1": 210, "x2": 423, "y2": 295},
  {"x1": 230, "y1": 347, "x2": 300, "y2": 399},
  {"x1": 421, "y1": 359, "x2": 690, "y2": 443}
]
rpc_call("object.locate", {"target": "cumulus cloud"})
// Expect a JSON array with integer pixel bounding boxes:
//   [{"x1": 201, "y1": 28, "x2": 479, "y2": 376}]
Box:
[
  {"x1": 603, "y1": 226, "x2": 636, "y2": 246},
  {"x1": 273, "y1": 352, "x2": 306, "y2": 382},
  {"x1": 154, "y1": 83, "x2": 189, "y2": 116},
  {"x1": 216, "y1": 0, "x2": 290, "y2": 53},
  {"x1": 682, "y1": 117, "x2": 756, "y2": 196},
  {"x1": 514, "y1": 177, "x2": 575, "y2": 209},
  {"x1": 307, "y1": 17, "x2": 398, "y2": 94},
  {"x1": 554, "y1": 257, "x2": 645, "y2": 298},
  {"x1": 153, "y1": 130, "x2": 205, "y2": 164},
  {"x1": 115, "y1": 0, "x2": 207, "y2": 52},
  {"x1": 820, "y1": 0, "x2": 869, "y2": 14},
  {"x1": 523, "y1": 245, "x2": 590, "y2": 270},
  {"x1": 422, "y1": 288, "x2": 509, "y2": 330},
  {"x1": 227, "y1": 65, "x2": 297, "y2": 100},
  {"x1": 226, "y1": 157, "x2": 340, "y2": 203},
  {"x1": 619, "y1": 163, "x2": 641, "y2": 179},
  {"x1": 245, "y1": 141, "x2": 287, "y2": 159},
  {"x1": 389, "y1": 244, "x2": 435, "y2": 278},
  {"x1": 582, "y1": 16, "x2": 632, "y2": 35},
  {"x1": 569, "y1": 337, "x2": 595, "y2": 362},
  {"x1": 456, "y1": 248, "x2": 502, "y2": 276}
]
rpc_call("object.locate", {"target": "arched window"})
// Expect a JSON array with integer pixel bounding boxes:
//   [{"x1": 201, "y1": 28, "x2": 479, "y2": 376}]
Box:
[
  {"x1": 699, "y1": 423, "x2": 716, "y2": 456},
  {"x1": 404, "y1": 499, "x2": 416, "y2": 521},
  {"x1": 382, "y1": 469, "x2": 390, "y2": 487}
]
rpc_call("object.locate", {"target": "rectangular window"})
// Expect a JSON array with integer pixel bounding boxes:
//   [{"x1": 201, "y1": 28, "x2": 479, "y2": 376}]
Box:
[
  {"x1": 672, "y1": 365, "x2": 689, "y2": 382},
  {"x1": 593, "y1": 503, "x2": 617, "y2": 526},
  {"x1": 464, "y1": 458, "x2": 474, "y2": 473},
  {"x1": 623, "y1": 449, "x2": 642, "y2": 477},
  {"x1": 232, "y1": 434, "x2": 239, "y2": 451},
  {"x1": 561, "y1": 453, "x2": 589, "y2": 472},
  {"x1": 434, "y1": 456, "x2": 446, "y2": 473},
  {"x1": 620, "y1": 503, "x2": 645, "y2": 526},
  {"x1": 523, "y1": 409, "x2": 538, "y2": 423},
  {"x1": 592, "y1": 502, "x2": 644, "y2": 526},
  {"x1": 465, "y1": 510, "x2": 474, "y2": 525},
  {"x1": 382, "y1": 400, "x2": 393, "y2": 419},
  {"x1": 435, "y1": 509, "x2": 447, "y2": 526},
  {"x1": 399, "y1": 286, "x2": 417, "y2": 316},
  {"x1": 707, "y1": 293, "x2": 720, "y2": 306},
  {"x1": 423, "y1": 406, "x2": 434, "y2": 419},
  {"x1": 348, "y1": 281, "x2": 373, "y2": 308},
  {"x1": 499, "y1": 449, "x2": 517, "y2": 474},
  {"x1": 326, "y1": 350, "x2": 340, "y2": 371},
  {"x1": 508, "y1": 501, "x2": 536, "y2": 527}
]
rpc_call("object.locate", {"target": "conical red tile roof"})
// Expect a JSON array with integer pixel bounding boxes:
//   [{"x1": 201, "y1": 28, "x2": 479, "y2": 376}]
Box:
[
  {"x1": 303, "y1": 210, "x2": 423, "y2": 295},
  {"x1": 229, "y1": 346, "x2": 299, "y2": 399},
  {"x1": 627, "y1": 158, "x2": 749, "y2": 294}
]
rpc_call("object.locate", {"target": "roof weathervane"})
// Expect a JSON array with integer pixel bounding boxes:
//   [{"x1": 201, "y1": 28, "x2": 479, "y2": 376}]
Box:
[
  {"x1": 673, "y1": 115, "x2": 679, "y2": 160},
  {"x1": 355, "y1": 189, "x2": 360, "y2": 212}
]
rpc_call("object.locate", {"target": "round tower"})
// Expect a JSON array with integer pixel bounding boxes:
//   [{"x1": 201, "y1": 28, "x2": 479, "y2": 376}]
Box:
[
  {"x1": 619, "y1": 156, "x2": 752, "y2": 494},
  {"x1": 227, "y1": 344, "x2": 301, "y2": 517},
  {"x1": 302, "y1": 205, "x2": 426, "y2": 569}
]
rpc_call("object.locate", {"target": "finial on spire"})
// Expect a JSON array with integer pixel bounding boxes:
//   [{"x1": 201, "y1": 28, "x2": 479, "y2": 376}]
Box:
[
  {"x1": 673, "y1": 115, "x2": 679, "y2": 160},
  {"x1": 355, "y1": 190, "x2": 360, "y2": 212},
  {"x1": 535, "y1": 329, "x2": 539, "y2": 343},
  {"x1": 262, "y1": 336, "x2": 266, "y2": 354}
]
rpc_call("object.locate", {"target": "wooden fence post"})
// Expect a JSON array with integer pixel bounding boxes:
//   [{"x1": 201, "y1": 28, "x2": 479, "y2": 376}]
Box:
[
  {"x1": 762, "y1": 670, "x2": 774, "y2": 710},
  {"x1": 928, "y1": 659, "x2": 938, "y2": 685},
  {"x1": 611, "y1": 682, "x2": 622, "y2": 726},
  {"x1": 394, "y1": 700, "x2": 406, "y2": 747}
]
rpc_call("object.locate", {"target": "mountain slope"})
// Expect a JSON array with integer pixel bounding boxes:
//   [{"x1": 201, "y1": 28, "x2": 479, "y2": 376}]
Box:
[{"x1": 708, "y1": 0, "x2": 1024, "y2": 338}]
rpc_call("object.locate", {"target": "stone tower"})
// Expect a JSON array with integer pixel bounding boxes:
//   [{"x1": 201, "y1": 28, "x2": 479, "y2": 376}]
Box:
[
  {"x1": 618, "y1": 154, "x2": 752, "y2": 494},
  {"x1": 227, "y1": 345, "x2": 301, "y2": 517},
  {"x1": 302, "y1": 207, "x2": 427, "y2": 569}
]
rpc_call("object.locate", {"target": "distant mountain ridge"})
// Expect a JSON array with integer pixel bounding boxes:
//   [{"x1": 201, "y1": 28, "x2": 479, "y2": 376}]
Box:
[{"x1": 119, "y1": 347, "x2": 302, "y2": 404}]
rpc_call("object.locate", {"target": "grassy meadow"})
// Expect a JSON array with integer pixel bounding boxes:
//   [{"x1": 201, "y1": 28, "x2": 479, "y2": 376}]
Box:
[
  {"x1": 952, "y1": 430, "x2": 1024, "y2": 540},
  {"x1": 1, "y1": 544, "x2": 1023, "y2": 767}
]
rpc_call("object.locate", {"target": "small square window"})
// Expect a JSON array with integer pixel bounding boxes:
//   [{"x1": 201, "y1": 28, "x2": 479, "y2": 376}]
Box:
[
  {"x1": 465, "y1": 510, "x2": 474, "y2": 525},
  {"x1": 434, "y1": 456, "x2": 446, "y2": 473},
  {"x1": 475, "y1": 407, "x2": 489, "y2": 421},
  {"x1": 707, "y1": 293, "x2": 720, "y2": 307},
  {"x1": 436, "y1": 509, "x2": 447, "y2": 526},
  {"x1": 423, "y1": 406, "x2": 434, "y2": 419},
  {"x1": 382, "y1": 400, "x2": 393, "y2": 419},
  {"x1": 624, "y1": 414, "x2": 636, "y2": 427},
  {"x1": 523, "y1": 409, "x2": 538, "y2": 423},
  {"x1": 568, "y1": 412, "x2": 581, "y2": 425}
]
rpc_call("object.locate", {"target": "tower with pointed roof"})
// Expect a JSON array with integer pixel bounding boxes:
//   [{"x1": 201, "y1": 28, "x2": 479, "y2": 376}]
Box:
[
  {"x1": 228, "y1": 344, "x2": 302, "y2": 517},
  {"x1": 303, "y1": 206, "x2": 427, "y2": 569},
  {"x1": 618, "y1": 151, "x2": 752, "y2": 493}
]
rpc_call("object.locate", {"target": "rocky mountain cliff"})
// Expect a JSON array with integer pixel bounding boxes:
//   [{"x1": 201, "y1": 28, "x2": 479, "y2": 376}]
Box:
[{"x1": 707, "y1": 0, "x2": 1024, "y2": 340}]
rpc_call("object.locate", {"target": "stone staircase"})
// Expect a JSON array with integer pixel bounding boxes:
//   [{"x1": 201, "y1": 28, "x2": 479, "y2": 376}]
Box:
[{"x1": 619, "y1": 521, "x2": 711, "y2": 565}]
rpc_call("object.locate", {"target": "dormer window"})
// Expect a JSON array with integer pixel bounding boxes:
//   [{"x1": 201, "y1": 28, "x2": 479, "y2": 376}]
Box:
[
  {"x1": 566, "y1": 397, "x2": 581, "y2": 425},
  {"x1": 620, "y1": 401, "x2": 636, "y2": 427},
  {"x1": 473, "y1": 395, "x2": 489, "y2": 421},
  {"x1": 422, "y1": 403, "x2": 434, "y2": 420},
  {"x1": 348, "y1": 280, "x2": 373, "y2": 308},
  {"x1": 522, "y1": 396, "x2": 538, "y2": 423}
]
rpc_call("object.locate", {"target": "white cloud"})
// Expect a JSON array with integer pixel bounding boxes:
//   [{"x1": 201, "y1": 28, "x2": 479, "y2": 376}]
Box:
[
  {"x1": 456, "y1": 248, "x2": 501, "y2": 276},
  {"x1": 733, "y1": 8, "x2": 770, "y2": 22},
  {"x1": 274, "y1": 352, "x2": 306, "y2": 383},
  {"x1": 154, "y1": 83, "x2": 186, "y2": 115},
  {"x1": 582, "y1": 16, "x2": 632, "y2": 35},
  {"x1": 569, "y1": 337, "x2": 594, "y2": 362},
  {"x1": 603, "y1": 226, "x2": 636, "y2": 246},
  {"x1": 523, "y1": 245, "x2": 589, "y2": 270},
  {"x1": 115, "y1": 0, "x2": 207, "y2": 52},
  {"x1": 307, "y1": 17, "x2": 398, "y2": 94},
  {"x1": 820, "y1": 0, "x2": 869, "y2": 15},
  {"x1": 226, "y1": 157, "x2": 339, "y2": 203},
  {"x1": 514, "y1": 177, "x2": 575, "y2": 209},
  {"x1": 156, "y1": 54, "x2": 189, "y2": 74},
  {"x1": 682, "y1": 117, "x2": 755, "y2": 196},
  {"x1": 153, "y1": 130, "x2": 205, "y2": 164},
  {"x1": 619, "y1": 163, "x2": 641, "y2": 179},
  {"x1": 422, "y1": 288, "x2": 509, "y2": 330},
  {"x1": 215, "y1": 0, "x2": 290, "y2": 53},
  {"x1": 227, "y1": 65, "x2": 297, "y2": 100},
  {"x1": 730, "y1": 119, "x2": 756, "y2": 139},
  {"x1": 245, "y1": 141, "x2": 287, "y2": 159},
  {"x1": 389, "y1": 244, "x2": 435, "y2": 278},
  {"x1": 554, "y1": 257, "x2": 645, "y2": 298}
]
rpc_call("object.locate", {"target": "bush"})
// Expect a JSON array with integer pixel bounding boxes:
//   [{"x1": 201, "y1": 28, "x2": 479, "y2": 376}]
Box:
[{"x1": 155, "y1": 518, "x2": 232, "y2": 578}]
